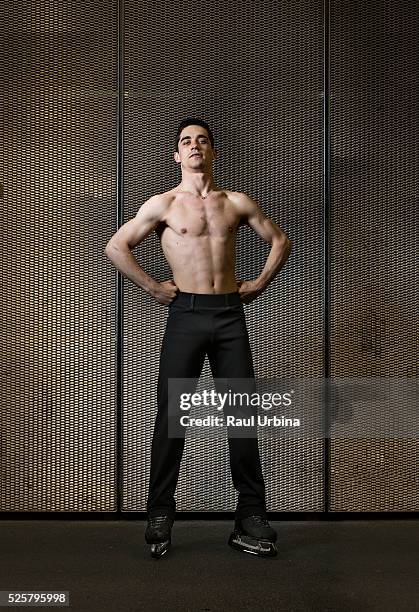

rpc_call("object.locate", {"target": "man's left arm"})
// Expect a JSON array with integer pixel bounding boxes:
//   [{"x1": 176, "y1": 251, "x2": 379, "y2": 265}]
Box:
[{"x1": 233, "y1": 193, "x2": 292, "y2": 304}]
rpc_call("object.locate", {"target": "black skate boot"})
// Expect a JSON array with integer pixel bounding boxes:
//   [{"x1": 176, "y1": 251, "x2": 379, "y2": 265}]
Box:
[
  {"x1": 228, "y1": 515, "x2": 277, "y2": 557},
  {"x1": 145, "y1": 515, "x2": 174, "y2": 559}
]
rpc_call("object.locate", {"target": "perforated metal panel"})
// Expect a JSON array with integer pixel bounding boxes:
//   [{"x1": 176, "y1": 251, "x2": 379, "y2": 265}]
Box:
[
  {"x1": 123, "y1": 0, "x2": 325, "y2": 512},
  {"x1": 3, "y1": 0, "x2": 415, "y2": 517},
  {"x1": 0, "y1": 1, "x2": 118, "y2": 511},
  {"x1": 329, "y1": 0, "x2": 419, "y2": 510}
]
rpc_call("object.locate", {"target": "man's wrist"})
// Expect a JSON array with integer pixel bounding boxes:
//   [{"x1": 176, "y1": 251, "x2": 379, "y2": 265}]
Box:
[
  {"x1": 143, "y1": 280, "x2": 158, "y2": 296},
  {"x1": 254, "y1": 278, "x2": 267, "y2": 292}
]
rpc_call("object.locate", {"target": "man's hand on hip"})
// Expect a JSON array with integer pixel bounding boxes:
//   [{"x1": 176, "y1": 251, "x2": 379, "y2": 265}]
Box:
[
  {"x1": 150, "y1": 280, "x2": 179, "y2": 305},
  {"x1": 236, "y1": 279, "x2": 264, "y2": 304}
]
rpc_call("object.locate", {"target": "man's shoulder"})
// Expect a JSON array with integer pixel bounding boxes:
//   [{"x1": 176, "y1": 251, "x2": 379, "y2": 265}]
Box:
[
  {"x1": 227, "y1": 190, "x2": 258, "y2": 213},
  {"x1": 225, "y1": 191, "x2": 260, "y2": 228},
  {"x1": 147, "y1": 190, "x2": 176, "y2": 205},
  {"x1": 227, "y1": 190, "x2": 255, "y2": 202},
  {"x1": 140, "y1": 191, "x2": 175, "y2": 217}
]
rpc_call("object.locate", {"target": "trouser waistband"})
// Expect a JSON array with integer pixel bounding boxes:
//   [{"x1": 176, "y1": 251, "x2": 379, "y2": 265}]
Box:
[{"x1": 171, "y1": 291, "x2": 242, "y2": 307}]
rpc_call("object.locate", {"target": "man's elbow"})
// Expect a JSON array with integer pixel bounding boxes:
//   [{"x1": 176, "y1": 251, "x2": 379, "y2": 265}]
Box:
[
  {"x1": 284, "y1": 238, "x2": 293, "y2": 258},
  {"x1": 273, "y1": 233, "x2": 292, "y2": 251},
  {"x1": 104, "y1": 241, "x2": 115, "y2": 256},
  {"x1": 104, "y1": 240, "x2": 128, "y2": 257}
]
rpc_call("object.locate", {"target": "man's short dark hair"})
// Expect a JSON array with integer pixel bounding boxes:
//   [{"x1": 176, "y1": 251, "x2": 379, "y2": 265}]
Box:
[{"x1": 175, "y1": 117, "x2": 214, "y2": 152}]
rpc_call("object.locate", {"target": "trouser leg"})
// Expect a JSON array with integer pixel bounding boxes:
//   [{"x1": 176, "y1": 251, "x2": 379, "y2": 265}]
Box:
[
  {"x1": 207, "y1": 307, "x2": 267, "y2": 520},
  {"x1": 146, "y1": 309, "x2": 207, "y2": 519}
]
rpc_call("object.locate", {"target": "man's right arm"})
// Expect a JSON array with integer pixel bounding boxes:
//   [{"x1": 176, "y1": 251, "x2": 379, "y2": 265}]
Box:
[{"x1": 104, "y1": 195, "x2": 166, "y2": 296}]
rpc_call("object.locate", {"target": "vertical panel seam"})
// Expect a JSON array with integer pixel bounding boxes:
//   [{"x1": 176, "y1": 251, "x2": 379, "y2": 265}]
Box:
[
  {"x1": 116, "y1": 0, "x2": 125, "y2": 515},
  {"x1": 323, "y1": 0, "x2": 331, "y2": 514}
]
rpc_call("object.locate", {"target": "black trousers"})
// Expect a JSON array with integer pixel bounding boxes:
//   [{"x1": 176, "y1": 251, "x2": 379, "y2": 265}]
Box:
[{"x1": 146, "y1": 291, "x2": 267, "y2": 520}]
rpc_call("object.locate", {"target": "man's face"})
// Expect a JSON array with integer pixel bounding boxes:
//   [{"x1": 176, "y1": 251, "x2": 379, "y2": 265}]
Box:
[{"x1": 174, "y1": 125, "x2": 216, "y2": 170}]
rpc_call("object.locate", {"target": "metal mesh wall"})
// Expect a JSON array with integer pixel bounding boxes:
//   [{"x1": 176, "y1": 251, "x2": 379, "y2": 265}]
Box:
[
  {"x1": 123, "y1": 0, "x2": 325, "y2": 512},
  {"x1": 329, "y1": 0, "x2": 419, "y2": 510},
  {"x1": 0, "y1": 1, "x2": 118, "y2": 511},
  {"x1": 3, "y1": 0, "x2": 415, "y2": 516}
]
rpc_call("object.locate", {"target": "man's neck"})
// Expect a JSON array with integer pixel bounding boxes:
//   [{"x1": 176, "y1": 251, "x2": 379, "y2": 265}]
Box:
[{"x1": 178, "y1": 173, "x2": 217, "y2": 196}]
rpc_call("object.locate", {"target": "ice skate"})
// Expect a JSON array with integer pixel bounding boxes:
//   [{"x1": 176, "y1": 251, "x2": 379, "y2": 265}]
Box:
[
  {"x1": 145, "y1": 515, "x2": 174, "y2": 559},
  {"x1": 228, "y1": 515, "x2": 277, "y2": 557}
]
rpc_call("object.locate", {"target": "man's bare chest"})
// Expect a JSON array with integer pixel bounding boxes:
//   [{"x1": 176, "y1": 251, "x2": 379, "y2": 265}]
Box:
[{"x1": 158, "y1": 199, "x2": 242, "y2": 239}]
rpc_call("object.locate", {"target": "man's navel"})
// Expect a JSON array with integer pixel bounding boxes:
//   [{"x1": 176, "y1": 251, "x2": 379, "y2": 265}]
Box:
[{"x1": 180, "y1": 227, "x2": 187, "y2": 234}]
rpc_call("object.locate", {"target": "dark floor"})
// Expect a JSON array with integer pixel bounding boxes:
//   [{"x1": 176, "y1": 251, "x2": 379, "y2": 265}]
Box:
[{"x1": 1, "y1": 520, "x2": 419, "y2": 612}]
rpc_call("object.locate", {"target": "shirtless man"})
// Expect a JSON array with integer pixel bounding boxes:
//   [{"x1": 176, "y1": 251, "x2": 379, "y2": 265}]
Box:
[{"x1": 104, "y1": 117, "x2": 292, "y2": 558}]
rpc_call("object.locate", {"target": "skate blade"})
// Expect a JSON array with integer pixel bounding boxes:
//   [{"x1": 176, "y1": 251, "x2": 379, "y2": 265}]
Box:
[
  {"x1": 228, "y1": 532, "x2": 277, "y2": 557},
  {"x1": 150, "y1": 540, "x2": 171, "y2": 559}
]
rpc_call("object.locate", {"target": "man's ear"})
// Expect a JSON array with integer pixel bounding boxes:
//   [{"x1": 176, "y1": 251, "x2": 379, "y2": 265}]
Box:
[
  {"x1": 212, "y1": 148, "x2": 217, "y2": 161},
  {"x1": 173, "y1": 151, "x2": 180, "y2": 163}
]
